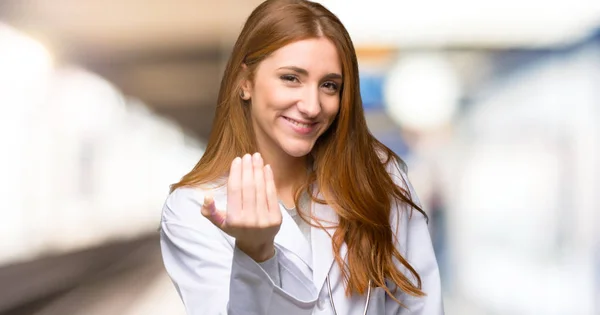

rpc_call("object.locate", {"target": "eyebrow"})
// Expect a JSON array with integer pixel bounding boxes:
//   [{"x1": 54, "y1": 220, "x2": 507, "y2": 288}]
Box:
[{"x1": 278, "y1": 66, "x2": 342, "y2": 80}]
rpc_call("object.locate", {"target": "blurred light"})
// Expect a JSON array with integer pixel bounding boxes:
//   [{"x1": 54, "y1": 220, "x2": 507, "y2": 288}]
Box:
[
  {"x1": 456, "y1": 143, "x2": 588, "y2": 314},
  {"x1": 0, "y1": 23, "x2": 53, "y2": 264},
  {"x1": 0, "y1": 24, "x2": 52, "y2": 89},
  {"x1": 50, "y1": 67, "x2": 127, "y2": 135},
  {"x1": 459, "y1": 145, "x2": 561, "y2": 254},
  {"x1": 0, "y1": 47, "x2": 205, "y2": 264},
  {"x1": 319, "y1": 0, "x2": 600, "y2": 48},
  {"x1": 448, "y1": 42, "x2": 600, "y2": 314},
  {"x1": 383, "y1": 53, "x2": 461, "y2": 131}
]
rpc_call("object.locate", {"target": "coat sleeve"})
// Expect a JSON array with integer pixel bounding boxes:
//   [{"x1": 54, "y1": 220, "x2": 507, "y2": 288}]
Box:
[
  {"x1": 160, "y1": 187, "x2": 318, "y2": 315},
  {"x1": 386, "y1": 164, "x2": 445, "y2": 315}
]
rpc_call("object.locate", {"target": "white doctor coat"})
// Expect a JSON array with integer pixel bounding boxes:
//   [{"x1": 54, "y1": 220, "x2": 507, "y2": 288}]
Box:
[{"x1": 160, "y1": 162, "x2": 444, "y2": 315}]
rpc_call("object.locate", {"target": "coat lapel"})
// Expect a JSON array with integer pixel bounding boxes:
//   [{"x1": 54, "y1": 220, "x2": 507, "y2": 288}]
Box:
[{"x1": 310, "y1": 197, "x2": 344, "y2": 292}]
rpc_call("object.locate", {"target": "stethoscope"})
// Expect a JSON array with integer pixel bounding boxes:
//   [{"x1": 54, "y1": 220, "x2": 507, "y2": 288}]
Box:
[
  {"x1": 281, "y1": 196, "x2": 373, "y2": 314},
  {"x1": 326, "y1": 275, "x2": 372, "y2": 315}
]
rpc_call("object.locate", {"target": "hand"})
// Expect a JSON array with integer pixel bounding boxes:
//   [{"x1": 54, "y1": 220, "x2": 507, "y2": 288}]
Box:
[{"x1": 201, "y1": 153, "x2": 282, "y2": 262}]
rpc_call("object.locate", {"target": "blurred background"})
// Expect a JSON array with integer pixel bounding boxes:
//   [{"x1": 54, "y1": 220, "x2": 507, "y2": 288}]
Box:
[{"x1": 1, "y1": 0, "x2": 599, "y2": 314}]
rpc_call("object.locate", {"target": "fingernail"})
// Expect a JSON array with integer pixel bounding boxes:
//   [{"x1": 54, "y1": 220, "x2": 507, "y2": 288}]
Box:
[
  {"x1": 243, "y1": 154, "x2": 252, "y2": 162},
  {"x1": 253, "y1": 152, "x2": 261, "y2": 161}
]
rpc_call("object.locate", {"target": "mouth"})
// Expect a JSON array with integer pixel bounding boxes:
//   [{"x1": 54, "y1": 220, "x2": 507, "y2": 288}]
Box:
[
  {"x1": 282, "y1": 116, "x2": 317, "y2": 128},
  {"x1": 281, "y1": 116, "x2": 318, "y2": 135}
]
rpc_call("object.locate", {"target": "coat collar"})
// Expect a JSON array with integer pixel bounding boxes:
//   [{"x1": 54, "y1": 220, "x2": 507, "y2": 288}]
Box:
[
  {"x1": 274, "y1": 191, "x2": 343, "y2": 292},
  {"x1": 274, "y1": 204, "x2": 313, "y2": 269}
]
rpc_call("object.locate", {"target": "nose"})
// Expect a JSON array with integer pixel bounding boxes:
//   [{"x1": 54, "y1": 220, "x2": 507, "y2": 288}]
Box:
[{"x1": 297, "y1": 86, "x2": 321, "y2": 118}]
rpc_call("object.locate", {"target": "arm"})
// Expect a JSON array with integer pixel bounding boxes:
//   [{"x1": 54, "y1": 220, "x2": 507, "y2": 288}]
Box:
[
  {"x1": 386, "y1": 166, "x2": 445, "y2": 315},
  {"x1": 160, "y1": 187, "x2": 318, "y2": 315}
]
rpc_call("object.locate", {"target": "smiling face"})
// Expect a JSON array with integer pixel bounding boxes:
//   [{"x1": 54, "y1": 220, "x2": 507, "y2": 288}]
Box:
[{"x1": 241, "y1": 37, "x2": 342, "y2": 159}]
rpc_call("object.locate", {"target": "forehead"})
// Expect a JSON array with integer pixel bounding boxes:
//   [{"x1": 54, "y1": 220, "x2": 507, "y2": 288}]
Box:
[{"x1": 261, "y1": 37, "x2": 342, "y2": 74}]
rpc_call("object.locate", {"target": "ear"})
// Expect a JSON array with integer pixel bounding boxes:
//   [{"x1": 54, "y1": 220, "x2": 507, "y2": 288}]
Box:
[{"x1": 240, "y1": 63, "x2": 252, "y2": 100}]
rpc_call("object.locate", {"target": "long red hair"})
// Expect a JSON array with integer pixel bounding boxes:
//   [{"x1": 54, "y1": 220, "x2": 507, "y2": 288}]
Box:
[{"x1": 171, "y1": 0, "x2": 427, "y2": 304}]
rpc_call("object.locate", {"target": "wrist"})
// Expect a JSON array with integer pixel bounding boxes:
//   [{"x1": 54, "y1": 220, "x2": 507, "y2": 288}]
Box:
[{"x1": 236, "y1": 240, "x2": 275, "y2": 262}]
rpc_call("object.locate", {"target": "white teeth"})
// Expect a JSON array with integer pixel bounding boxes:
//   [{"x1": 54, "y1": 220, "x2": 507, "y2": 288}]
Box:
[{"x1": 286, "y1": 117, "x2": 311, "y2": 128}]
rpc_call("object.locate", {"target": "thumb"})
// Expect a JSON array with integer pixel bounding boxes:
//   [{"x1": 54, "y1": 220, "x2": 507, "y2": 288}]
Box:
[{"x1": 201, "y1": 194, "x2": 226, "y2": 227}]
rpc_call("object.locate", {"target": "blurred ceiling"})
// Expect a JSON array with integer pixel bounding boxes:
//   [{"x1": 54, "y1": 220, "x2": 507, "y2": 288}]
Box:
[
  {"x1": 0, "y1": 0, "x2": 263, "y2": 56},
  {"x1": 0, "y1": 0, "x2": 263, "y2": 138},
  {"x1": 1, "y1": 0, "x2": 599, "y2": 138}
]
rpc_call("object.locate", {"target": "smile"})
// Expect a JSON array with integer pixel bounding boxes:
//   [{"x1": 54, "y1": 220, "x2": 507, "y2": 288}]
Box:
[
  {"x1": 282, "y1": 116, "x2": 317, "y2": 135},
  {"x1": 283, "y1": 116, "x2": 315, "y2": 128}
]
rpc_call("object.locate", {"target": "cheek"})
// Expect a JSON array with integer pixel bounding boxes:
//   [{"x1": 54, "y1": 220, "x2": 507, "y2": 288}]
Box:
[
  {"x1": 255, "y1": 80, "x2": 295, "y2": 110},
  {"x1": 272, "y1": 87, "x2": 307, "y2": 110},
  {"x1": 323, "y1": 98, "x2": 340, "y2": 123}
]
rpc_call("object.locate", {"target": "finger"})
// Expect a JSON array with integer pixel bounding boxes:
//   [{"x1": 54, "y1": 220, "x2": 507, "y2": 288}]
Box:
[
  {"x1": 227, "y1": 157, "x2": 243, "y2": 219},
  {"x1": 253, "y1": 153, "x2": 268, "y2": 222},
  {"x1": 241, "y1": 154, "x2": 256, "y2": 217},
  {"x1": 264, "y1": 164, "x2": 281, "y2": 220},
  {"x1": 201, "y1": 194, "x2": 227, "y2": 227}
]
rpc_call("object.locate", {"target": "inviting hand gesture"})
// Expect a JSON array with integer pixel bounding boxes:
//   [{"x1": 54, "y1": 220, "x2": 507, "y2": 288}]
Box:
[{"x1": 201, "y1": 153, "x2": 282, "y2": 262}]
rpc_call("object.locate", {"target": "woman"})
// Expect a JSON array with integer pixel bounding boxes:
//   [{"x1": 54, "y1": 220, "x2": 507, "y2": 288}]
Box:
[{"x1": 160, "y1": 0, "x2": 444, "y2": 314}]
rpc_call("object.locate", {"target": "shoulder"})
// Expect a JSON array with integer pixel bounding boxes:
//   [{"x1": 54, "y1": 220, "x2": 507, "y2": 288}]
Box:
[
  {"x1": 375, "y1": 149, "x2": 411, "y2": 191},
  {"x1": 378, "y1": 151, "x2": 427, "y2": 228}
]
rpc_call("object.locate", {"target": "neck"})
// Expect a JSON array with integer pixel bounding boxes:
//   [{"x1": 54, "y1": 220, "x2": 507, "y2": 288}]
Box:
[{"x1": 259, "y1": 149, "x2": 308, "y2": 196}]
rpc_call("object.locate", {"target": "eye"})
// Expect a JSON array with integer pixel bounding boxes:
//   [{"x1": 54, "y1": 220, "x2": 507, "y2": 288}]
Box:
[
  {"x1": 321, "y1": 81, "x2": 339, "y2": 93},
  {"x1": 280, "y1": 74, "x2": 299, "y2": 83}
]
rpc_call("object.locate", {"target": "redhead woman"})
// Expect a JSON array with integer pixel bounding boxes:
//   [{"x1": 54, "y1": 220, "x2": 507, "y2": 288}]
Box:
[{"x1": 160, "y1": 0, "x2": 444, "y2": 314}]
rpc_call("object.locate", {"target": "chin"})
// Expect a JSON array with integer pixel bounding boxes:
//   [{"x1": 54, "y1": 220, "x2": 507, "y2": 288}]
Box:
[{"x1": 281, "y1": 139, "x2": 315, "y2": 157}]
